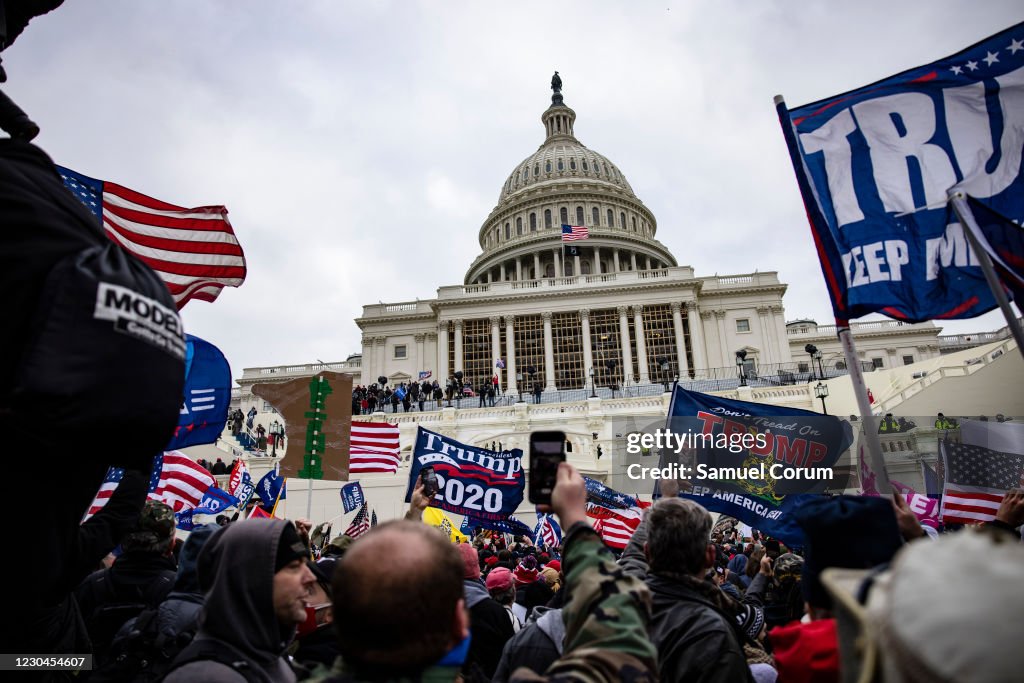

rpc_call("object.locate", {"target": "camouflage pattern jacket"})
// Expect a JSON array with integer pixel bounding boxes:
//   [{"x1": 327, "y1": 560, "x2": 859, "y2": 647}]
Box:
[{"x1": 305, "y1": 523, "x2": 657, "y2": 683}]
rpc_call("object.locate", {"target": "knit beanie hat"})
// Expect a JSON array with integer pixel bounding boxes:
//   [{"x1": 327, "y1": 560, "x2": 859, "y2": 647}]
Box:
[
  {"x1": 737, "y1": 603, "x2": 766, "y2": 641},
  {"x1": 513, "y1": 556, "x2": 539, "y2": 585},
  {"x1": 275, "y1": 522, "x2": 308, "y2": 572},
  {"x1": 544, "y1": 559, "x2": 561, "y2": 573},
  {"x1": 457, "y1": 542, "x2": 480, "y2": 580}
]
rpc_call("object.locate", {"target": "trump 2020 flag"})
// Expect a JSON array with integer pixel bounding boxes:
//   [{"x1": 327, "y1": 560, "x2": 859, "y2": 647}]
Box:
[
  {"x1": 196, "y1": 487, "x2": 240, "y2": 515},
  {"x1": 165, "y1": 335, "x2": 232, "y2": 451},
  {"x1": 777, "y1": 22, "x2": 1024, "y2": 323},
  {"x1": 341, "y1": 481, "x2": 365, "y2": 513},
  {"x1": 405, "y1": 427, "x2": 524, "y2": 523}
]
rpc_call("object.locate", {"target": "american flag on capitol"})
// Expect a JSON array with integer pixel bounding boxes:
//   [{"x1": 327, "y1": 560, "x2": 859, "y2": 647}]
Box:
[
  {"x1": 561, "y1": 224, "x2": 589, "y2": 241},
  {"x1": 344, "y1": 503, "x2": 372, "y2": 539},
  {"x1": 148, "y1": 451, "x2": 218, "y2": 512},
  {"x1": 82, "y1": 467, "x2": 125, "y2": 522},
  {"x1": 939, "y1": 440, "x2": 1024, "y2": 525},
  {"x1": 57, "y1": 166, "x2": 246, "y2": 308},
  {"x1": 350, "y1": 422, "x2": 401, "y2": 474}
]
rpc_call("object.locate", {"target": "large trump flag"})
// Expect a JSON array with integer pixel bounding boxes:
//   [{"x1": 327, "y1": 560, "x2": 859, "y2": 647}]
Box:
[{"x1": 777, "y1": 23, "x2": 1024, "y2": 323}]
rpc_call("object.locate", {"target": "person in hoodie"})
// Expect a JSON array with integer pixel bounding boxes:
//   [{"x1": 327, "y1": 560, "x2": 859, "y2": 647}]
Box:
[
  {"x1": 164, "y1": 518, "x2": 316, "y2": 683},
  {"x1": 491, "y1": 584, "x2": 567, "y2": 683},
  {"x1": 458, "y1": 541, "x2": 515, "y2": 679}
]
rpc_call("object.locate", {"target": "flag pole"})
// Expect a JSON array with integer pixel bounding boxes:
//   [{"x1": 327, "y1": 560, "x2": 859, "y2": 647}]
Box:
[
  {"x1": 271, "y1": 476, "x2": 286, "y2": 518},
  {"x1": 838, "y1": 326, "x2": 891, "y2": 496},
  {"x1": 948, "y1": 192, "x2": 1024, "y2": 361}
]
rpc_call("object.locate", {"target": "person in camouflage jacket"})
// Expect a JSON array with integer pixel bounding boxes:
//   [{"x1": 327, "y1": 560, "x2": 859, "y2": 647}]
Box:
[{"x1": 305, "y1": 463, "x2": 657, "y2": 682}]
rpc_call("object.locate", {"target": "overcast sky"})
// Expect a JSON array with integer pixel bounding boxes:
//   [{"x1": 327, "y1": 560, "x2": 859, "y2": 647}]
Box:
[{"x1": 6, "y1": 1, "x2": 1022, "y2": 379}]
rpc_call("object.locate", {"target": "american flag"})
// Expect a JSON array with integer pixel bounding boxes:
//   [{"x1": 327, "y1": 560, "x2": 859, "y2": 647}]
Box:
[
  {"x1": 57, "y1": 166, "x2": 246, "y2": 309},
  {"x1": 586, "y1": 504, "x2": 642, "y2": 549},
  {"x1": 939, "y1": 440, "x2": 1024, "y2": 524},
  {"x1": 344, "y1": 503, "x2": 371, "y2": 539},
  {"x1": 350, "y1": 422, "x2": 401, "y2": 474},
  {"x1": 561, "y1": 224, "x2": 589, "y2": 241},
  {"x1": 83, "y1": 467, "x2": 125, "y2": 522},
  {"x1": 148, "y1": 451, "x2": 218, "y2": 512}
]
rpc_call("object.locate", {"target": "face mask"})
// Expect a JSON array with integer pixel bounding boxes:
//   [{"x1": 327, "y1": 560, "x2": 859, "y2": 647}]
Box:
[{"x1": 296, "y1": 602, "x2": 332, "y2": 638}]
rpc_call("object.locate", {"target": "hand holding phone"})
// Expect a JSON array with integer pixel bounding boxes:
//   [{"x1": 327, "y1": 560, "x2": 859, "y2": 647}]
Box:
[{"x1": 529, "y1": 430, "x2": 566, "y2": 505}]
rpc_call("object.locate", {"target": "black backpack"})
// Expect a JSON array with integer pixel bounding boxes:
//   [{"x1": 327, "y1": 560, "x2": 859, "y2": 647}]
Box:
[
  {"x1": 89, "y1": 605, "x2": 194, "y2": 683},
  {"x1": 83, "y1": 569, "x2": 176, "y2": 662}
]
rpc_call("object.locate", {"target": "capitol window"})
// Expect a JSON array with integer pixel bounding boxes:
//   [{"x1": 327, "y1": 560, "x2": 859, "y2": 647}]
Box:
[
  {"x1": 545, "y1": 161, "x2": 551, "y2": 173},
  {"x1": 560, "y1": 207, "x2": 568, "y2": 225},
  {"x1": 530, "y1": 213, "x2": 537, "y2": 231},
  {"x1": 505, "y1": 223, "x2": 510, "y2": 239},
  {"x1": 607, "y1": 209, "x2": 613, "y2": 226},
  {"x1": 394, "y1": 345, "x2": 407, "y2": 359},
  {"x1": 535, "y1": 163, "x2": 540, "y2": 175},
  {"x1": 570, "y1": 159, "x2": 576, "y2": 170},
  {"x1": 576, "y1": 206, "x2": 584, "y2": 225},
  {"x1": 517, "y1": 217, "x2": 523, "y2": 235},
  {"x1": 736, "y1": 319, "x2": 750, "y2": 333},
  {"x1": 545, "y1": 209, "x2": 552, "y2": 228},
  {"x1": 620, "y1": 212, "x2": 626, "y2": 229},
  {"x1": 557, "y1": 159, "x2": 564, "y2": 171},
  {"x1": 582, "y1": 159, "x2": 589, "y2": 171},
  {"x1": 592, "y1": 207, "x2": 599, "y2": 226},
  {"x1": 632, "y1": 216, "x2": 637, "y2": 231}
]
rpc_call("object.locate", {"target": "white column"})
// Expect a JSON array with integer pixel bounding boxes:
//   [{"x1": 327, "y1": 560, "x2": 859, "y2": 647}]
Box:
[
  {"x1": 377, "y1": 336, "x2": 387, "y2": 380},
  {"x1": 645, "y1": 255, "x2": 651, "y2": 270},
  {"x1": 361, "y1": 335, "x2": 373, "y2": 386},
  {"x1": 617, "y1": 305, "x2": 633, "y2": 384},
  {"x1": 542, "y1": 311, "x2": 556, "y2": 390},
  {"x1": 593, "y1": 245, "x2": 602, "y2": 274},
  {"x1": 553, "y1": 249, "x2": 562, "y2": 278},
  {"x1": 453, "y1": 319, "x2": 463, "y2": 377},
  {"x1": 630, "y1": 252, "x2": 638, "y2": 271},
  {"x1": 415, "y1": 333, "x2": 426, "y2": 377},
  {"x1": 715, "y1": 310, "x2": 728, "y2": 368},
  {"x1": 505, "y1": 315, "x2": 518, "y2": 394},
  {"x1": 437, "y1": 322, "x2": 449, "y2": 382},
  {"x1": 632, "y1": 305, "x2": 649, "y2": 383},
  {"x1": 533, "y1": 253, "x2": 541, "y2": 279},
  {"x1": 771, "y1": 305, "x2": 790, "y2": 363},
  {"x1": 687, "y1": 305, "x2": 706, "y2": 373},
  {"x1": 516, "y1": 257, "x2": 523, "y2": 281},
  {"x1": 671, "y1": 302, "x2": 689, "y2": 377},
  {"x1": 499, "y1": 263, "x2": 506, "y2": 281},
  {"x1": 613, "y1": 248, "x2": 621, "y2": 273},
  {"x1": 581, "y1": 309, "x2": 594, "y2": 390},
  {"x1": 573, "y1": 252, "x2": 581, "y2": 278},
  {"x1": 756, "y1": 306, "x2": 775, "y2": 363},
  {"x1": 490, "y1": 316, "x2": 502, "y2": 391}
]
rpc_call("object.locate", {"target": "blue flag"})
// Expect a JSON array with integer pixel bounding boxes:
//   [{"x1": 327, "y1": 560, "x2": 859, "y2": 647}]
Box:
[
  {"x1": 341, "y1": 482, "x2": 365, "y2": 513},
  {"x1": 533, "y1": 513, "x2": 563, "y2": 548},
  {"x1": 778, "y1": 22, "x2": 1024, "y2": 323},
  {"x1": 405, "y1": 427, "x2": 524, "y2": 523},
  {"x1": 175, "y1": 509, "x2": 196, "y2": 531},
  {"x1": 461, "y1": 514, "x2": 533, "y2": 538},
  {"x1": 196, "y1": 487, "x2": 239, "y2": 515},
  {"x1": 665, "y1": 386, "x2": 854, "y2": 546},
  {"x1": 584, "y1": 476, "x2": 643, "y2": 510},
  {"x1": 165, "y1": 335, "x2": 232, "y2": 451},
  {"x1": 257, "y1": 467, "x2": 285, "y2": 508}
]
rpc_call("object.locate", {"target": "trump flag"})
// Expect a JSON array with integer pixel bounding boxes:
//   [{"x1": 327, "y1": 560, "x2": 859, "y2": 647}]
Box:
[{"x1": 777, "y1": 22, "x2": 1024, "y2": 323}]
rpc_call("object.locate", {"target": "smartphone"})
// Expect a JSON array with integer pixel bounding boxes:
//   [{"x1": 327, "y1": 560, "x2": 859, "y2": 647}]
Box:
[
  {"x1": 529, "y1": 430, "x2": 566, "y2": 505},
  {"x1": 420, "y1": 465, "x2": 439, "y2": 497}
]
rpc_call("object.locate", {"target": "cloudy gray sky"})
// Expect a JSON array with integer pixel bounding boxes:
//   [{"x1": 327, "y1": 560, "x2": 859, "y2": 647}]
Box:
[{"x1": 6, "y1": 1, "x2": 1021, "y2": 379}]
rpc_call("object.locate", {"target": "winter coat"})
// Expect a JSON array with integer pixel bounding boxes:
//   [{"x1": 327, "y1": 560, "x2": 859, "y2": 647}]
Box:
[
  {"x1": 492, "y1": 606, "x2": 565, "y2": 683},
  {"x1": 164, "y1": 520, "x2": 299, "y2": 683},
  {"x1": 464, "y1": 579, "x2": 515, "y2": 678}
]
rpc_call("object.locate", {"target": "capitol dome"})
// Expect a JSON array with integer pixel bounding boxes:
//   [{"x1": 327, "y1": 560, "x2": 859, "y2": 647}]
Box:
[{"x1": 465, "y1": 74, "x2": 677, "y2": 285}]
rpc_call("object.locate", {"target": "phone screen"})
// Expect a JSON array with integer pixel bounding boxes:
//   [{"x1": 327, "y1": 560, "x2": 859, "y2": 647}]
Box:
[
  {"x1": 421, "y1": 465, "x2": 439, "y2": 497},
  {"x1": 529, "y1": 431, "x2": 566, "y2": 504}
]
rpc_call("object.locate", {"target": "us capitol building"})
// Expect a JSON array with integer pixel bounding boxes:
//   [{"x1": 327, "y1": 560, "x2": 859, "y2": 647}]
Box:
[{"x1": 223, "y1": 75, "x2": 1022, "y2": 522}]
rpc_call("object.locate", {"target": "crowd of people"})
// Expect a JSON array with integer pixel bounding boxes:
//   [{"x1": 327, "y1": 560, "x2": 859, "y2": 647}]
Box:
[
  {"x1": 14, "y1": 459, "x2": 1024, "y2": 681},
  {"x1": 351, "y1": 376, "x2": 506, "y2": 415}
]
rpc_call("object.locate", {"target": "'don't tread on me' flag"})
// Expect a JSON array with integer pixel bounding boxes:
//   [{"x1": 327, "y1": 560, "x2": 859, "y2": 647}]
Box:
[
  {"x1": 57, "y1": 166, "x2": 246, "y2": 308},
  {"x1": 777, "y1": 22, "x2": 1024, "y2": 323}
]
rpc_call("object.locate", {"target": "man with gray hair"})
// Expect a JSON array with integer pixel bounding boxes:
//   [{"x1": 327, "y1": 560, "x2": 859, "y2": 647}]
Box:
[{"x1": 620, "y1": 497, "x2": 753, "y2": 682}]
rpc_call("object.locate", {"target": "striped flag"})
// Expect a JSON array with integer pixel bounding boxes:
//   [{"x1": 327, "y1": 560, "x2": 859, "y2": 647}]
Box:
[
  {"x1": 82, "y1": 467, "x2": 125, "y2": 522},
  {"x1": 533, "y1": 513, "x2": 562, "y2": 549},
  {"x1": 57, "y1": 166, "x2": 246, "y2": 309},
  {"x1": 586, "y1": 503, "x2": 642, "y2": 549},
  {"x1": 939, "y1": 440, "x2": 1024, "y2": 524},
  {"x1": 350, "y1": 422, "x2": 401, "y2": 474},
  {"x1": 148, "y1": 451, "x2": 218, "y2": 512},
  {"x1": 344, "y1": 503, "x2": 371, "y2": 539},
  {"x1": 561, "y1": 224, "x2": 589, "y2": 241}
]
